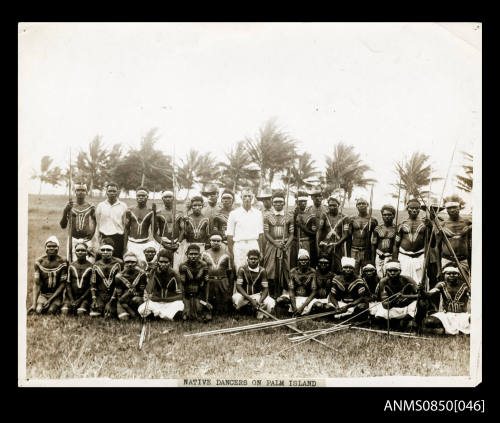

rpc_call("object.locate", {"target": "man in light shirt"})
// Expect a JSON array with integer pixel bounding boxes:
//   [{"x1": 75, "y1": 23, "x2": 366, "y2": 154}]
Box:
[
  {"x1": 95, "y1": 182, "x2": 128, "y2": 259},
  {"x1": 226, "y1": 188, "x2": 264, "y2": 272}
]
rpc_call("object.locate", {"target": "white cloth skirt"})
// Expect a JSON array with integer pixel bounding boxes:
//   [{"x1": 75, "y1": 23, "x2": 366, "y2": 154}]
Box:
[
  {"x1": 138, "y1": 300, "x2": 184, "y2": 320},
  {"x1": 431, "y1": 311, "x2": 470, "y2": 335}
]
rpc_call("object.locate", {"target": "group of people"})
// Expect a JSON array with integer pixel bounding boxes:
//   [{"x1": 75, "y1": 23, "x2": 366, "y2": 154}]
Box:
[{"x1": 28, "y1": 181, "x2": 472, "y2": 335}]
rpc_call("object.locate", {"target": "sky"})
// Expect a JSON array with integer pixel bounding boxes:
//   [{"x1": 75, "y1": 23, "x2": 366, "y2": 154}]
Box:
[{"x1": 18, "y1": 22, "x2": 481, "y2": 210}]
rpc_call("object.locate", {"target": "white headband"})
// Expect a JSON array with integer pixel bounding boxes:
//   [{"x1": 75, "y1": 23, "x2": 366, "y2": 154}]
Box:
[
  {"x1": 74, "y1": 184, "x2": 87, "y2": 191},
  {"x1": 341, "y1": 257, "x2": 355, "y2": 268},
  {"x1": 297, "y1": 196, "x2": 308, "y2": 202},
  {"x1": 100, "y1": 244, "x2": 114, "y2": 251},
  {"x1": 272, "y1": 197, "x2": 285, "y2": 202},
  {"x1": 298, "y1": 249, "x2": 310, "y2": 260},
  {"x1": 221, "y1": 193, "x2": 234, "y2": 199},
  {"x1": 445, "y1": 202, "x2": 460, "y2": 208},
  {"x1": 385, "y1": 261, "x2": 401, "y2": 271},
  {"x1": 443, "y1": 267, "x2": 460, "y2": 274},
  {"x1": 363, "y1": 264, "x2": 376, "y2": 271},
  {"x1": 210, "y1": 235, "x2": 223, "y2": 241},
  {"x1": 162, "y1": 190, "x2": 174, "y2": 197},
  {"x1": 136, "y1": 189, "x2": 149, "y2": 196},
  {"x1": 45, "y1": 236, "x2": 60, "y2": 247}
]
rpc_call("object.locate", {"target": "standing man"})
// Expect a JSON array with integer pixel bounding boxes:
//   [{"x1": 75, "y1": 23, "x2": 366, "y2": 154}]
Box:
[
  {"x1": 317, "y1": 196, "x2": 346, "y2": 274},
  {"x1": 201, "y1": 184, "x2": 221, "y2": 234},
  {"x1": 201, "y1": 234, "x2": 234, "y2": 315},
  {"x1": 226, "y1": 188, "x2": 264, "y2": 272},
  {"x1": 123, "y1": 187, "x2": 157, "y2": 259},
  {"x1": 290, "y1": 192, "x2": 316, "y2": 269},
  {"x1": 335, "y1": 198, "x2": 378, "y2": 276},
  {"x1": 154, "y1": 190, "x2": 184, "y2": 271},
  {"x1": 95, "y1": 182, "x2": 128, "y2": 259},
  {"x1": 212, "y1": 190, "x2": 235, "y2": 250},
  {"x1": 28, "y1": 236, "x2": 67, "y2": 315},
  {"x1": 60, "y1": 182, "x2": 97, "y2": 262},
  {"x1": 436, "y1": 198, "x2": 472, "y2": 281},
  {"x1": 262, "y1": 191, "x2": 294, "y2": 298},
  {"x1": 392, "y1": 198, "x2": 432, "y2": 285},
  {"x1": 179, "y1": 195, "x2": 210, "y2": 255},
  {"x1": 307, "y1": 187, "x2": 327, "y2": 268},
  {"x1": 255, "y1": 188, "x2": 273, "y2": 214},
  {"x1": 371, "y1": 204, "x2": 397, "y2": 278}
]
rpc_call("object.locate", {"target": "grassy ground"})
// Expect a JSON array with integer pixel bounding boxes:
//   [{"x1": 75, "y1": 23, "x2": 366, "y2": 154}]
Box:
[{"x1": 23, "y1": 194, "x2": 470, "y2": 380}]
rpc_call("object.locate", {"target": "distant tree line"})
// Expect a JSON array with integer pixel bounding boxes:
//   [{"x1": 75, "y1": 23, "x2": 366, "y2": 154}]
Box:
[{"x1": 31, "y1": 119, "x2": 472, "y2": 203}]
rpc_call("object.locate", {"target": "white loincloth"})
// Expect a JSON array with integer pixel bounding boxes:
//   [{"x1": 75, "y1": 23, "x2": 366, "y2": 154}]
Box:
[
  {"x1": 431, "y1": 312, "x2": 470, "y2": 335},
  {"x1": 277, "y1": 294, "x2": 330, "y2": 316},
  {"x1": 126, "y1": 239, "x2": 159, "y2": 262},
  {"x1": 232, "y1": 292, "x2": 275, "y2": 318},
  {"x1": 375, "y1": 254, "x2": 391, "y2": 278},
  {"x1": 398, "y1": 248, "x2": 426, "y2": 286},
  {"x1": 233, "y1": 239, "x2": 260, "y2": 271},
  {"x1": 370, "y1": 300, "x2": 417, "y2": 319},
  {"x1": 138, "y1": 300, "x2": 184, "y2": 320}
]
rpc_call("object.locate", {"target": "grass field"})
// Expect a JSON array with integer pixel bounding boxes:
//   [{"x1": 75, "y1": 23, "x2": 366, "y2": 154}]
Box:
[{"x1": 23, "y1": 194, "x2": 470, "y2": 380}]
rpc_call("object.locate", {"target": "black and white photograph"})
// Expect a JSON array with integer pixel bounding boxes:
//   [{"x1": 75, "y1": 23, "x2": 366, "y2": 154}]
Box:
[{"x1": 18, "y1": 22, "x2": 481, "y2": 387}]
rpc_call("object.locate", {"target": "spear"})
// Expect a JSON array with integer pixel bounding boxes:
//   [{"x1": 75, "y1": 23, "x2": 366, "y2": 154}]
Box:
[
  {"x1": 367, "y1": 184, "x2": 374, "y2": 234},
  {"x1": 171, "y1": 144, "x2": 177, "y2": 250},
  {"x1": 277, "y1": 167, "x2": 291, "y2": 297},
  {"x1": 67, "y1": 148, "x2": 73, "y2": 262}
]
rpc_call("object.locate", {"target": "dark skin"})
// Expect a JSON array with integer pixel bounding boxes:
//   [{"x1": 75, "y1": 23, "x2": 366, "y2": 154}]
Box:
[
  {"x1": 436, "y1": 205, "x2": 472, "y2": 278},
  {"x1": 90, "y1": 246, "x2": 117, "y2": 317},
  {"x1": 182, "y1": 250, "x2": 211, "y2": 311},
  {"x1": 264, "y1": 199, "x2": 294, "y2": 251},
  {"x1": 392, "y1": 205, "x2": 431, "y2": 259},
  {"x1": 124, "y1": 192, "x2": 152, "y2": 246},
  {"x1": 154, "y1": 194, "x2": 183, "y2": 250},
  {"x1": 206, "y1": 192, "x2": 218, "y2": 207},
  {"x1": 317, "y1": 199, "x2": 343, "y2": 250},
  {"x1": 290, "y1": 257, "x2": 317, "y2": 316},
  {"x1": 178, "y1": 200, "x2": 209, "y2": 243},
  {"x1": 295, "y1": 200, "x2": 315, "y2": 237},
  {"x1": 235, "y1": 254, "x2": 269, "y2": 309},
  {"x1": 144, "y1": 249, "x2": 156, "y2": 263},
  {"x1": 144, "y1": 257, "x2": 183, "y2": 302},
  {"x1": 29, "y1": 242, "x2": 66, "y2": 313},
  {"x1": 328, "y1": 265, "x2": 356, "y2": 310},
  {"x1": 334, "y1": 201, "x2": 376, "y2": 254},
  {"x1": 60, "y1": 188, "x2": 96, "y2": 242},
  {"x1": 65, "y1": 245, "x2": 92, "y2": 310},
  {"x1": 371, "y1": 210, "x2": 395, "y2": 262},
  {"x1": 381, "y1": 268, "x2": 418, "y2": 309}
]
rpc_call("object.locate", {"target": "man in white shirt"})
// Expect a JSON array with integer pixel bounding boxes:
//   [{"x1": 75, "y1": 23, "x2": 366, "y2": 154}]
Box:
[
  {"x1": 226, "y1": 188, "x2": 264, "y2": 272},
  {"x1": 95, "y1": 182, "x2": 128, "y2": 259}
]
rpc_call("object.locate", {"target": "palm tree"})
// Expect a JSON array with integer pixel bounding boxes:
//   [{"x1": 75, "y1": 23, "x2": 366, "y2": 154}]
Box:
[
  {"x1": 177, "y1": 149, "x2": 202, "y2": 199},
  {"x1": 244, "y1": 119, "x2": 297, "y2": 188},
  {"x1": 197, "y1": 152, "x2": 220, "y2": 192},
  {"x1": 324, "y1": 143, "x2": 376, "y2": 207},
  {"x1": 456, "y1": 151, "x2": 473, "y2": 193},
  {"x1": 395, "y1": 152, "x2": 431, "y2": 204},
  {"x1": 31, "y1": 156, "x2": 63, "y2": 194},
  {"x1": 218, "y1": 141, "x2": 260, "y2": 192},
  {"x1": 76, "y1": 135, "x2": 109, "y2": 196},
  {"x1": 282, "y1": 152, "x2": 320, "y2": 190}
]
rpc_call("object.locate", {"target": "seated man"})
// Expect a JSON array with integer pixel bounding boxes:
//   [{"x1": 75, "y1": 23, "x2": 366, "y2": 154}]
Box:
[
  {"x1": 29, "y1": 236, "x2": 67, "y2": 315},
  {"x1": 90, "y1": 241, "x2": 123, "y2": 318},
  {"x1": 370, "y1": 260, "x2": 419, "y2": 328},
  {"x1": 276, "y1": 249, "x2": 317, "y2": 316},
  {"x1": 115, "y1": 252, "x2": 149, "y2": 320},
  {"x1": 361, "y1": 263, "x2": 380, "y2": 301},
  {"x1": 202, "y1": 234, "x2": 234, "y2": 315},
  {"x1": 232, "y1": 249, "x2": 275, "y2": 319},
  {"x1": 327, "y1": 257, "x2": 370, "y2": 319},
  {"x1": 61, "y1": 242, "x2": 93, "y2": 316},
  {"x1": 310, "y1": 257, "x2": 336, "y2": 313},
  {"x1": 421, "y1": 264, "x2": 470, "y2": 335},
  {"x1": 138, "y1": 249, "x2": 184, "y2": 320},
  {"x1": 178, "y1": 244, "x2": 212, "y2": 322}
]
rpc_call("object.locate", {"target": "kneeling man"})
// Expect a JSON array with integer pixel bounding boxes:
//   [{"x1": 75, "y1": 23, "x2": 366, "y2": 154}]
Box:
[
  {"x1": 422, "y1": 264, "x2": 470, "y2": 335},
  {"x1": 276, "y1": 249, "x2": 317, "y2": 316},
  {"x1": 62, "y1": 242, "x2": 92, "y2": 315},
  {"x1": 138, "y1": 249, "x2": 184, "y2": 320},
  {"x1": 29, "y1": 236, "x2": 67, "y2": 315},
  {"x1": 328, "y1": 257, "x2": 370, "y2": 319},
  {"x1": 233, "y1": 249, "x2": 275, "y2": 319},
  {"x1": 370, "y1": 260, "x2": 419, "y2": 326},
  {"x1": 115, "y1": 252, "x2": 149, "y2": 320}
]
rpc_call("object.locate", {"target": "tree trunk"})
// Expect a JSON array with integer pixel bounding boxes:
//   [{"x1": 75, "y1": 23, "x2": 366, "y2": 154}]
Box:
[
  {"x1": 141, "y1": 173, "x2": 145, "y2": 186},
  {"x1": 39, "y1": 179, "x2": 42, "y2": 195},
  {"x1": 233, "y1": 180, "x2": 236, "y2": 192},
  {"x1": 89, "y1": 177, "x2": 94, "y2": 198}
]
